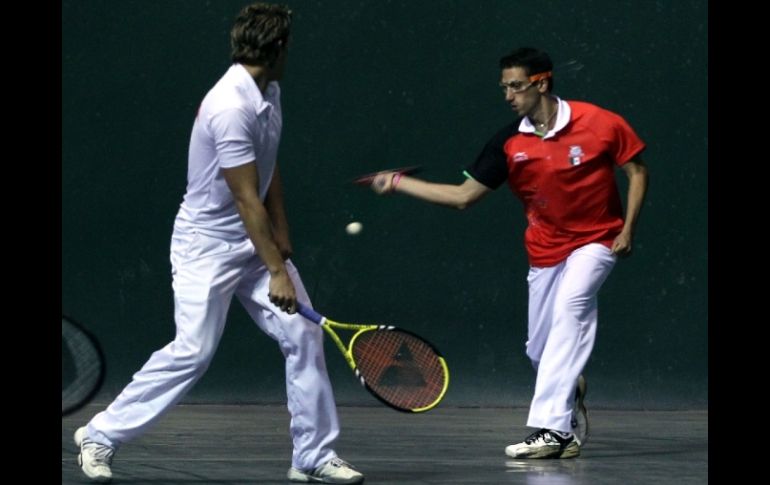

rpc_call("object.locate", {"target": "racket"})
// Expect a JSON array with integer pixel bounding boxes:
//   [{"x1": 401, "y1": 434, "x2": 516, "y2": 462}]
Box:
[
  {"x1": 297, "y1": 303, "x2": 449, "y2": 413},
  {"x1": 352, "y1": 165, "x2": 422, "y2": 186},
  {"x1": 62, "y1": 315, "x2": 106, "y2": 416}
]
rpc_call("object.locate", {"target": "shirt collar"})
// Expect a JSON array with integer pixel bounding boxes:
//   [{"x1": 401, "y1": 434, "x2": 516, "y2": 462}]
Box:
[
  {"x1": 229, "y1": 63, "x2": 280, "y2": 116},
  {"x1": 519, "y1": 96, "x2": 571, "y2": 139}
]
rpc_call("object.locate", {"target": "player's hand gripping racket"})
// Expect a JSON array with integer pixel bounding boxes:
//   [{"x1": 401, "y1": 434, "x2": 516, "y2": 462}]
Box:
[
  {"x1": 297, "y1": 303, "x2": 449, "y2": 413},
  {"x1": 62, "y1": 315, "x2": 105, "y2": 416},
  {"x1": 352, "y1": 165, "x2": 422, "y2": 186}
]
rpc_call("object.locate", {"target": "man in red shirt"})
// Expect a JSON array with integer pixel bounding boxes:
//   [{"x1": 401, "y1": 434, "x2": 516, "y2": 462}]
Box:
[{"x1": 370, "y1": 47, "x2": 648, "y2": 459}]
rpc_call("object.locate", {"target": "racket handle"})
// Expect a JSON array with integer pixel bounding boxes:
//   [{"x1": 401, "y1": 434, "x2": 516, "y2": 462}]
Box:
[
  {"x1": 353, "y1": 165, "x2": 422, "y2": 185},
  {"x1": 297, "y1": 303, "x2": 324, "y2": 325}
]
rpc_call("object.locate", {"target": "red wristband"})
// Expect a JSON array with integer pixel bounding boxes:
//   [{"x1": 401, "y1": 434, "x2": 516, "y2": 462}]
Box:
[{"x1": 392, "y1": 172, "x2": 403, "y2": 189}]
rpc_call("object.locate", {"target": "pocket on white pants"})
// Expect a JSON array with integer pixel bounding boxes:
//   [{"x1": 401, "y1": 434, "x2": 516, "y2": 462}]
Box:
[{"x1": 185, "y1": 233, "x2": 233, "y2": 260}]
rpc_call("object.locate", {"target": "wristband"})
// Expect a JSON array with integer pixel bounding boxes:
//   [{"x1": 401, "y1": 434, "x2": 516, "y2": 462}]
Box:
[{"x1": 392, "y1": 172, "x2": 403, "y2": 189}]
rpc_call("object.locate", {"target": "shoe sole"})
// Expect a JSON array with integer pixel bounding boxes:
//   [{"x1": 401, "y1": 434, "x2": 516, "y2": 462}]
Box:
[
  {"x1": 505, "y1": 442, "x2": 580, "y2": 459},
  {"x1": 288, "y1": 477, "x2": 364, "y2": 484},
  {"x1": 287, "y1": 468, "x2": 364, "y2": 484},
  {"x1": 76, "y1": 453, "x2": 112, "y2": 483},
  {"x1": 560, "y1": 441, "x2": 581, "y2": 458}
]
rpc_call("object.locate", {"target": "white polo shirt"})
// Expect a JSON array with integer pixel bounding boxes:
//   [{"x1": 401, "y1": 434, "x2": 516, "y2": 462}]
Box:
[{"x1": 174, "y1": 63, "x2": 282, "y2": 238}]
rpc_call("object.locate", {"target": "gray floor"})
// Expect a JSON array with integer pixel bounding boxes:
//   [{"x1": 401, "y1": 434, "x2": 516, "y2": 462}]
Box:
[{"x1": 62, "y1": 404, "x2": 707, "y2": 484}]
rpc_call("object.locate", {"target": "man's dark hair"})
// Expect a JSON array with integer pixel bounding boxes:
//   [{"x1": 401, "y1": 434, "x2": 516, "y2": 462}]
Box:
[
  {"x1": 499, "y1": 47, "x2": 554, "y2": 92},
  {"x1": 230, "y1": 3, "x2": 292, "y2": 66}
]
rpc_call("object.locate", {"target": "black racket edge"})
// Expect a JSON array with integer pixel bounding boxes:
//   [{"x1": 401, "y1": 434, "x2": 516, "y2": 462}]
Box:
[
  {"x1": 352, "y1": 326, "x2": 449, "y2": 413},
  {"x1": 358, "y1": 380, "x2": 448, "y2": 414},
  {"x1": 62, "y1": 314, "x2": 107, "y2": 417},
  {"x1": 361, "y1": 382, "x2": 419, "y2": 414}
]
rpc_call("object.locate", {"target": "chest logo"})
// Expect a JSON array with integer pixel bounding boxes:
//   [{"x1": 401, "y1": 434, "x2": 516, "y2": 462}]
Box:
[
  {"x1": 568, "y1": 145, "x2": 585, "y2": 166},
  {"x1": 512, "y1": 152, "x2": 530, "y2": 163}
]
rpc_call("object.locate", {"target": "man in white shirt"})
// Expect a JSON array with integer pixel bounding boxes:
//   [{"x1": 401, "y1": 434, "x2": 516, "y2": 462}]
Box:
[{"x1": 73, "y1": 4, "x2": 364, "y2": 483}]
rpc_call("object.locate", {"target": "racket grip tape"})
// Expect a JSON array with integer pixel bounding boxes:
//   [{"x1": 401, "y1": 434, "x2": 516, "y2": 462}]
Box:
[{"x1": 297, "y1": 303, "x2": 324, "y2": 325}]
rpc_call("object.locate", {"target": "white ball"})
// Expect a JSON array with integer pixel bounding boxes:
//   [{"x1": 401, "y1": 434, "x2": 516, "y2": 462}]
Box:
[{"x1": 345, "y1": 221, "x2": 363, "y2": 235}]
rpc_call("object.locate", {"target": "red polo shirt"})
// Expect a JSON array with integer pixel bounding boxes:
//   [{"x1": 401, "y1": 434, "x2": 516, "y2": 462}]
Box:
[{"x1": 465, "y1": 99, "x2": 645, "y2": 267}]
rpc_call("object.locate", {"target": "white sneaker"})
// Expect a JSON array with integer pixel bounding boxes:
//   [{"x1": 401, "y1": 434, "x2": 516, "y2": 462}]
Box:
[
  {"x1": 74, "y1": 426, "x2": 114, "y2": 483},
  {"x1": 287, "y1": 457, "x2": 364, "y2": 484},
  {"x1": 505, "y1": 428, "x2": 580, "y2": 459}
]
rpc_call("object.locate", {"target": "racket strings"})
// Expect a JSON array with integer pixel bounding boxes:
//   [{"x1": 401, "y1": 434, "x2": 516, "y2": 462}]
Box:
[
  {"x1": 352, "y1": 330, "x2": 446, "y2": 410},
  {"x1": 62, "y1": 318, "x2": 105, "y2": 415}
]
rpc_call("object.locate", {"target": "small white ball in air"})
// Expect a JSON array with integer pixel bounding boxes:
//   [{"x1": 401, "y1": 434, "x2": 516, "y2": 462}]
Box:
[{"x1": 345, "y1": 221, "x2": 363, "y2": 235}]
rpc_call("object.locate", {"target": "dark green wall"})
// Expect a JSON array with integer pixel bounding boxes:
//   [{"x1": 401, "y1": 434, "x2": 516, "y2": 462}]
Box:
[{"x1": 63, "y1": 0, "x2": 707, "y2": 409}]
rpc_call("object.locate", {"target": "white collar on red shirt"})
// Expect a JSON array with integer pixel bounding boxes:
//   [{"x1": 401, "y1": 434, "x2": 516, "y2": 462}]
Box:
[{"x1": 519, "y1": 96, "x2": 571, "y2": 139}]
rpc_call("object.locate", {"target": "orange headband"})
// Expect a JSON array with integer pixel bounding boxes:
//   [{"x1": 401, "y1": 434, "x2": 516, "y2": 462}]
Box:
[{"x1": 529, "y1": 71, "x2": 552, "y2": 82}]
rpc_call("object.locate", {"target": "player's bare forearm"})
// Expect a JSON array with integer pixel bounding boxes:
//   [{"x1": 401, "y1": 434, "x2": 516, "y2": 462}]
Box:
[
  {"x1": 264, "y1": 166, "x2": 293, "y2": 260},
  {"x1": 621, "y1": 157, "x2": 648, "y2": 235},
  {"x1": 223, "y1": 163, "x2": 296, "y2": 312},
  {"x1": 236, "y1": 199, "x2": 286, "y2": 272},
  {"x1": 236, "y1": 198, "x2": 297, "y2": 311},
  {"x1": 372, "y1": 173, "x2": 490, "y2": 210},
  {"x1": 612, "y1": 157, "x2": 648, "y2": 256}
]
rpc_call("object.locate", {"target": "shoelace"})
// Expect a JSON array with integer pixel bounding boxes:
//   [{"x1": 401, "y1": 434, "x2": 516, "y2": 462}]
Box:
[
  {"x1": 328, "y1": 457, "x2": 355, "y2": 470},
  {"x1": 524, "y1": 428, "x2": 549, "y2": 444},
  {"x1": 84, "y1": 441, "x2": 115, "y2": 464}
]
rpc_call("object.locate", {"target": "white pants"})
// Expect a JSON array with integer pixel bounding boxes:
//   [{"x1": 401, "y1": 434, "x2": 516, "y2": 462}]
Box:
[
  {"x1": 525, "y1": 243, "x2": 617, "y2": 433},
  {"x1": 87, "y1": 230, "x2": 339, "y2": 470}
]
